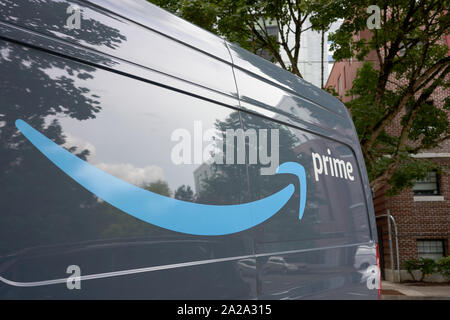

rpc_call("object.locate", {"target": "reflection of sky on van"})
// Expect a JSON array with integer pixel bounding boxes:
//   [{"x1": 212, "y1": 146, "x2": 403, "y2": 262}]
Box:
[
  {"x1": 227, "y1": 42, "x2": 348, "y2": 118},
  {"x1": 234, "y1": 69, "x2": 351, "y2": 135},
  {"x1": 62, "y1": 131, "x2": 165, "y2": 186},
  {"x1": 41, "y1": 66, "x2": 232, "y2": 192},
  {"x1": 87, "y1": 0, "x2": 231, "y2": 61},
  {"x1": 60, "y1": 131, "x2": 166, "y2": 186},
  {"x1": 95, "y1": 162, "x2": 164, "y2": 187},
  {"x1": 46, "y1": 0, "x2": 235, "y2": 96}
]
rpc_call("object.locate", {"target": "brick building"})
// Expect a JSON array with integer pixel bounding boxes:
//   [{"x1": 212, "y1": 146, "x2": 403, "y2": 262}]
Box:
[{"x1": 326, "y1": 33, "x2": 450, "y2": 282}]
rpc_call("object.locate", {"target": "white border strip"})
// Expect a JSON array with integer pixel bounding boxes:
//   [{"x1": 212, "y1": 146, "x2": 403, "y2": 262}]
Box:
[
  {"x1": 411, "y1": 153, "x2": 450, "y2": 158},
  {"x1": 413, "y1": 195, "x2": 445, "y2": 202}
]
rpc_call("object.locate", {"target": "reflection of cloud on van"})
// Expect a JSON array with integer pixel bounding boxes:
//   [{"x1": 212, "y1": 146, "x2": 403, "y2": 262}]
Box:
[
  {"x1": 96, "y1": 162, "x2": 165, "y2": 187},
  {"x1": 53, "y1": 130, "x2": 168, "y2": 189},
  {"x1": 63, "y1": 132, "x2": 97, "y2": 157}
]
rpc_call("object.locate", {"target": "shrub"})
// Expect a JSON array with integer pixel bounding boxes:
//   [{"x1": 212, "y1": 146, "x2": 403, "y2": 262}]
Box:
[
  {"x1": 404, "y1": 259, "x2": 421, "y2": 281},
  {"x1": 403, "y1": 258, "x2": 437, "y2": 282},
  {"x1": 419, "y1": 258, "x2": 437, "y2": 278},
  {"x1": 437, "y1": 256, "x2": 450, "y2": 278}
]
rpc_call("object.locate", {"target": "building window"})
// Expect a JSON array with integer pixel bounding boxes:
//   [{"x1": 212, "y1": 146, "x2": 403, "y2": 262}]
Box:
[
  {"x1": 265, "y1": 25, "x2": 279, "y2": 38},
  {"x1": 256, "y1": 25, "x2": 279, "y2": 62},
  {"x1": 412, "y1": 171, "x2": 440, "y2": 195},
  {"x1": 417, "y1": 240, "x2": 445, "y2": 261}
]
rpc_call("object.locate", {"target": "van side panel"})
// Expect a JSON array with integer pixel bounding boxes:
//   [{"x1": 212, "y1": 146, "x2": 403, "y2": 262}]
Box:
[
  {"x1": 85, "y1": 0, "x2": 232, "y2": 61},
  {"x1": 0, "y1": 0, "x2": 236, "y2": 96},
  {"x1": 0, "y1": 0, "x2": 379, "y2": 300},
  {"x1": 0, "y1": 39, "x2": 256, "y2": 299}
]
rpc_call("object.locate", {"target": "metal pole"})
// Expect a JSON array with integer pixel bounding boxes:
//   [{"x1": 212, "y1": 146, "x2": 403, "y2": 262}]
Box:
[
  {"x1": 376, "y1": 212, "x2": 401, "y2": 282},
  {"x1": 389, "y1": 213, "x2": 401, "y2": 282},
  {"x1": 386, "y1": 210, "x2": 394, "y2": 280}
]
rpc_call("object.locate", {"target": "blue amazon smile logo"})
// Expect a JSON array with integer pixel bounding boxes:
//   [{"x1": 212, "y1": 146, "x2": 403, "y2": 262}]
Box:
[{"x1": 15, "y1": 119, "x2": 307, "y2": 236}]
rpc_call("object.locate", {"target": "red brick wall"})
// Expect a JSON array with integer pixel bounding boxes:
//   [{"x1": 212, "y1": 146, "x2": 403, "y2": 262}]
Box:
[
  {"x1": 327, "y1": 33, "x2": 450, "y2": 275},
  {"x1": 379, "y1": 158, "x2": 450, "y2": 267},
  {"x1": 325, "y1": 30, "x2": 379, "y2": 102}
]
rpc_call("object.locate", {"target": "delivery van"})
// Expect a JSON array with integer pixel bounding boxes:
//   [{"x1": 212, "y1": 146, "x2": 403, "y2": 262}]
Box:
[{"x1": 0, "y1": 0, "x2": 379, "y2": 299}]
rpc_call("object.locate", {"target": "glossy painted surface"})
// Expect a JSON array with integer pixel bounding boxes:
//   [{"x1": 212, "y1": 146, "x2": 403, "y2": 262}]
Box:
[
  {"x1": 227, "y1": 43, "x2": 350, "y2": 119},
  {"x1": 15, "y1": 119, "x2": 306, "y2": 236},
  {"x1": 0, "y1": 0, "x2": 378, "y2": 299},
  {"x1": 234, "y1": 68, "x2": 354, "y2": 136},
  {"x1": 85, "y1": 0, "x2": 232, "y2": 62},
  {"x1": 0, "y1": 39, "x2": 255, "y2": 298},
  {"x1": 0, "y1": 0, "x2": 237, "y2": 96}
]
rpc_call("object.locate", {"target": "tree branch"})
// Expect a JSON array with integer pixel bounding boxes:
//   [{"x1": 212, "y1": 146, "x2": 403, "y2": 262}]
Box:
[
  {"x1": 370, "y1": 64, "x2": 450, "y2": 190},
  {"x1": 245, "y1": 21, "x2": 288, "y2": 70}
]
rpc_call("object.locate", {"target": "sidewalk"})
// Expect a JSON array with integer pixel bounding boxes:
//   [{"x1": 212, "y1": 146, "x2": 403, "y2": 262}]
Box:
[{"x1": 381, "y1": 280, "x2": 450, "y2": 300}]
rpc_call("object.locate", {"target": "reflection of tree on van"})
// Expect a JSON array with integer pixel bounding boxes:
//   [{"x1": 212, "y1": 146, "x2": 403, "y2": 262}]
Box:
[
  {"x1": 195, "y1": 111, "x2": 248, "y2": 205},
  {"x1": 0, "y1": 0, "x2": 127, "y2": 256},
  {"x1": 99, "y1": 180, "x2": 172, "y2": 239},
  {"x1": 174, "y1": 185, "x2": 194, "y2": 201},
  {"x1": 195, "y1": 110, "x2": 301, "y2": 204},
  {"x1": 0, "y1": 0, "x2": 126, "y2": 51},
  {"x1": 0, "y1": 43, "x2": 101, "y2": 255},
  {"x1": 191, "y1": 110, "x2": 323, "y2": 248}
]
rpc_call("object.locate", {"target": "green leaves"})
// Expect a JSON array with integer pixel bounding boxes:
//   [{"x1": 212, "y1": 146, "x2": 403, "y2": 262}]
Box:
[
  {"x1": 387, "y1": 157, "x2": 438, "y2": 196},
  {"x1": 150, "y1": 0, "x2": 219, "y2": 32},
  {"x1": 149, "y1": 0, "x2": 324, "y2": 77},
  {"x1": 403, "y1": 257, "x2": 449, "y2": 282},
  {"x1": 437, "y1": 256, "x2": 450, "y2": 278},
  {"x1": 408, "y1": 102, "x2": 450, "y2": 149},
  {"x1": 328, "y1": 0, "x2": 450, "y2": 194},
  {"x1": 346, "y1": 62, "x2": 382, "y2": 139}
]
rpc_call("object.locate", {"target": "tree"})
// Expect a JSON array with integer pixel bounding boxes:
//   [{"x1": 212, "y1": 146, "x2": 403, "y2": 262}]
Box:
[
  {"x1": 149, "y1": 0, "x2": 319, "y2": 78},
  {"x1": 149, "y1": 0, "x2": 450, "y2": 195},
  {"x1": 0, "y1": 0, "x2": 128, "y2": 254},
  {"x1": 313, "y1": 0, "x2": 450, "y2": 194},
  {"x1": 100, "y1": 179, "x2": 173, "y2": 239}
]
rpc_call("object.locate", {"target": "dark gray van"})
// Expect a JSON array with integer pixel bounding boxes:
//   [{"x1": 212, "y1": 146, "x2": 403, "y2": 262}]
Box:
[{"x1": 0, "y1": 0, "x2": 379, "y2": 299}]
